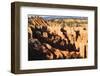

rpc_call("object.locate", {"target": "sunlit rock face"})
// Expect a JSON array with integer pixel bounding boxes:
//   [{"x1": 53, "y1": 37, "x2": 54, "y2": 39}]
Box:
[{"x1": 28, "y1": 16, "x2": 88, "y2": 60}]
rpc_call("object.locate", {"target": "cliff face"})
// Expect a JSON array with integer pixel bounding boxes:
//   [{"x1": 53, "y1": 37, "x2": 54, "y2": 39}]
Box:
[{"x1": 28, "y1": 16, "x2": 88, "y2": 60}]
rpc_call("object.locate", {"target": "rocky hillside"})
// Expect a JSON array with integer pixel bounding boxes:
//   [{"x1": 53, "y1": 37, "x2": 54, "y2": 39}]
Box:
[{"x1": 28, "y1": 16, "x2": 88, "y2": 60}]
